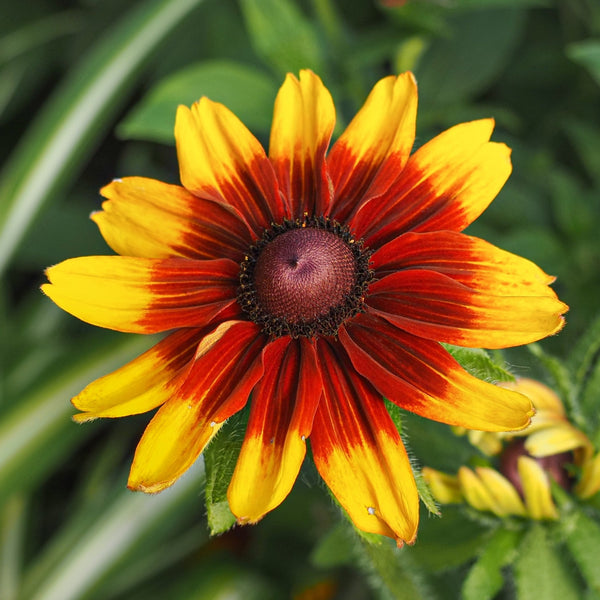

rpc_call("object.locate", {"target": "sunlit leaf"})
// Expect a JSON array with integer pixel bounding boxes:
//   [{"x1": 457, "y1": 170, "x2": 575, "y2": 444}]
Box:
[{"x1": 118, "y1": 60, "x2": 277, "y2": 144}]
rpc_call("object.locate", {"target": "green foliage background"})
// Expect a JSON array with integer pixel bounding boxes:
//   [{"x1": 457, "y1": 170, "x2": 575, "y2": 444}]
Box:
[{"x1": 1, "y1": 0, "x2": 600, "y2": 598}]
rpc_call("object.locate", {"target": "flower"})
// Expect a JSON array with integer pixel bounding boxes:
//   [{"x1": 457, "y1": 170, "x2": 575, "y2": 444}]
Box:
[
  {"x1": 424, "y1": 378, "x2": 595, "y2": 520},
  {"x1": 42, "y1": 70, "x2": 567, "y2": 545}
]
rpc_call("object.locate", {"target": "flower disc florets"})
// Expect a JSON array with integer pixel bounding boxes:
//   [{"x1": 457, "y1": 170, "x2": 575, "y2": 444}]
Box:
[{"x1": 238, "y1": 216, "x2": 374, "y2": 338}]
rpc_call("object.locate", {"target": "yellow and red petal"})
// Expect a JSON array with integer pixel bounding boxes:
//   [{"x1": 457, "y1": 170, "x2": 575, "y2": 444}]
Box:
[
  {"x1": 175, "y1": 98, "x2": 286, "y2": 236},
  {"x1": 518, "y1": 456, "x2": 559, "y2": 520},
  {"x1": 310, "y1": 338, "x2": 419, "y2": 546},
  {"x1": 367, "y1": 268, "x2": 566, "y2": 349},
  {"x1": 42, "y1": 256, "x2": 240, "y2": 334},
  {"x1": 372, "y1": 231, "x2": 558, "y2": 292},
  {"x1": 94, "y1": 177, "x2": 253, "y2": 261},
  {"x1": 73, "y1": 328, "x2": 204, "y2": 422},
  {"x1": 327, "y1": 72, "x2": 417, "y2": 222},
  {"x1": 351, "y1": 120, "x2": 511, "y2": 248},
  {"x1": 128, "y1": 321, "x2": 266, "y2": 493},
  {"x1": 339, "y1": 312, "x2": 533, "y2": 432},
  {"x1": 269, "y1": 70, "x2": 335, "y2": 217},
  {"x1": 228, "y1": 337, "x2": 322, "y2": 522}
]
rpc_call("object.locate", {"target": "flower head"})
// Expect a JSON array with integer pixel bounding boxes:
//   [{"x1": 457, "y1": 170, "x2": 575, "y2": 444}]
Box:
[
  {"x1": 424, "y1": 378, "x2": 596, "y2": 521},
  {"x1": 42, "y1": 71, "x2": 567, "y2": 545}
]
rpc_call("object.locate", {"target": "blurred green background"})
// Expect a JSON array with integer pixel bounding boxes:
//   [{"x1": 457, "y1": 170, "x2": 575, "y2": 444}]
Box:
[{"x1": 1, "y1": 0, "x2": 600, "y2": 598}]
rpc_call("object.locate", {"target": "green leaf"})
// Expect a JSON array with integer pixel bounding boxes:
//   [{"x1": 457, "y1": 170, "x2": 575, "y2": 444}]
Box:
[
  {"x1": 567, "y1": 40, "x2": 600, "y2": 87},
  {"x1": 568, "y1": 311, "x2": 600, "y2": 389},
  {"x1": 409, "y1": 506, "x2": 487, "y2": 573},
  {"x1": 0, "y1": 0, "x2": 205, "y2": 277},
  {"x1": 203, "y1": 408, "x2": 249, "y2": 535},
  {"x1": 416, "y1": 8, "x2": 526, "y2": 106},
  {"x1": 527, "y1": 343, "x2": 576, "y2": 417},
  {"x1": 514, "y1": 524, "x2": 580, "y2": 600},
  {"x1": 118, "y1": 60, "x2": 278, "y2": 144},
  {"x1": 580, "y1": 358, "x2": 600, "y2": 435},
  {"x1": 355, "y1": 535, "x2": 436, "y2": 600},
  {"x1": 562, "y1": 119, "x2": 600, "y2": 187},
  {"x1": 443, "y1": 346, "x2": 515, "y2": 384},
  {"x1": 239, "y1": 0, "x2": 326, "y2": 77},
  {"x1": 562, "y1": 509, "x2": 600, "y2": 592},
  {"x1": 462, "y1": 528, "x2": 521, "y2": 600},
  {"x1": 310, "y1": 521, "x2": 355, "y2": 568}
]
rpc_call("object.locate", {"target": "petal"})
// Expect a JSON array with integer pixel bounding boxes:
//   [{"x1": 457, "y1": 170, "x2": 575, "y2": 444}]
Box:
[
  {"x1": 458, "y1": 466, "x2": 526, "y2": 517},
  {"x1": 525, "y1": 425, "x2": 590, "y2": 457},
  {"x1": 73, "y1": 328, "x2": 205, "y2": 422},
  {"x1": 518, "y1": 456, "x2": 559, "y2": 520},
  {"x1": 500, "y1": 378, "x2": 565, "y2": 414},
  {"x1": 328, "y1": 73, "x2": 417, "y2": 222},
  {"x1": 421, "y1": 467, "x2": 462, "y2": 504},
  {"x1": 351, "y1": 119, "x2": 511, "y2": 247},
  {"x1": 175, "y1": 98, "x2": 286, "y2": 235},
  {"x1": 474, "y1": 467, "x2": 527, "y2": 517},
  {"x1": 458, "y1": 467, "x2": 499, "y2": 514},
  {"x1": 372, "y1": 231, "x2": 558, "y2": 293},
  {"x1": 340, "y1": 312, "x2": 533, "y2": 432},
  {"x1": 367, "y1": 268, "x2": 567, "y2": 349},
  {"x1": 42, "y1": 256, "x2": 240, "y2": 334},
  {"x1": 310, "y1": 338, "x2": 419, "y2": 546},
  {"x1": 94, "y1": 177, "x2": 253, "y2": 261},
  {"x1": 269, "y1": 70, "x2": 335, "y2": 217},
  {"x1": 128, "y1": 320, "x2": 266, "y2": 493},
  {"x1": 576, "y1": 452, "x2": 600, "y2": 499},
  {"x1": 228, "y1": 337, "x2": 322, "y2": 522}
]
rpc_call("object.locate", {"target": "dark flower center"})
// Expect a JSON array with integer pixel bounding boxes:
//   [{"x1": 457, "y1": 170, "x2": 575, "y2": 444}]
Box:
[
  {"x1": 238, "y1": 217, "x2": 373, "y2": 338},
  {"x1": 499, "y1": 439, "x2": 574, "y2": 497}
]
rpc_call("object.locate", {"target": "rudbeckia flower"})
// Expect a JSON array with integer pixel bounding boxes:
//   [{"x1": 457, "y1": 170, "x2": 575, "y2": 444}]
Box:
[
  {"x1": 42, "y1": 70, "x2": 567, "y2": 545},
  {"x1": 423, "y1": 378, "x2": 595, "y2": 521}
]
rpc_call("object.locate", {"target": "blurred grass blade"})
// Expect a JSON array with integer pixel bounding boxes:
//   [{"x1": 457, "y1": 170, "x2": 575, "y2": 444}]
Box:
[
  {"x1": 0, "y1": 0, "x2": 204, "y2": 276},
  {"x1": 0, "y1": 495, "x2": 26, "y2": 600},
  {"x1": 0, "y1": 10, "x2": 83, "y2": 65},
  {"x1": 26, "y1": 463, "x2": 204, "y2": 600},
  {"x1": 0, "y1": 336, "x2": 152, "y2": 508}
]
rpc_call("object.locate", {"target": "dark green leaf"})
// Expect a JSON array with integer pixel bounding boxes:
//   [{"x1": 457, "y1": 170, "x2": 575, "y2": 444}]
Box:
[
  {"x1": 409, "y1": 506, "x2": 487, "y2": 573},
  {"x1": 527, "y1": 343, "x2": 575, "y2": 415},
  {"x1": 203, "y1": 408, "x2": 249, "y2": 535},
  {"x1": 562, "y1": 119, "x2": 600, "y2": 187},
  {"x1": 239, "y1": 0, "x2": 325, "y2": 77},
  {"x1": 310, "y1": 521, "x2": 355, "y2": 568},
  {"x1": 355, "y1": 534, "x2": 436, "y2": 600},
  {"x1": 118, "y1": 60, "x2": 278, "y2": 144},
  {"x1": 416, "y1": 8, "x2": 526, "y2": 106},
  {"x1": 462, "y1": 528, "x2": 521, "y2": 600},
  {"x1": 514, "y1": 524, "x2": 580, "y2": 600},
  {"x1": 567, "y1": 40, "x2": 600, "y2": 87},
  {"x1": 568, "y1": 312, "x2": 600, "y2": 388}
]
